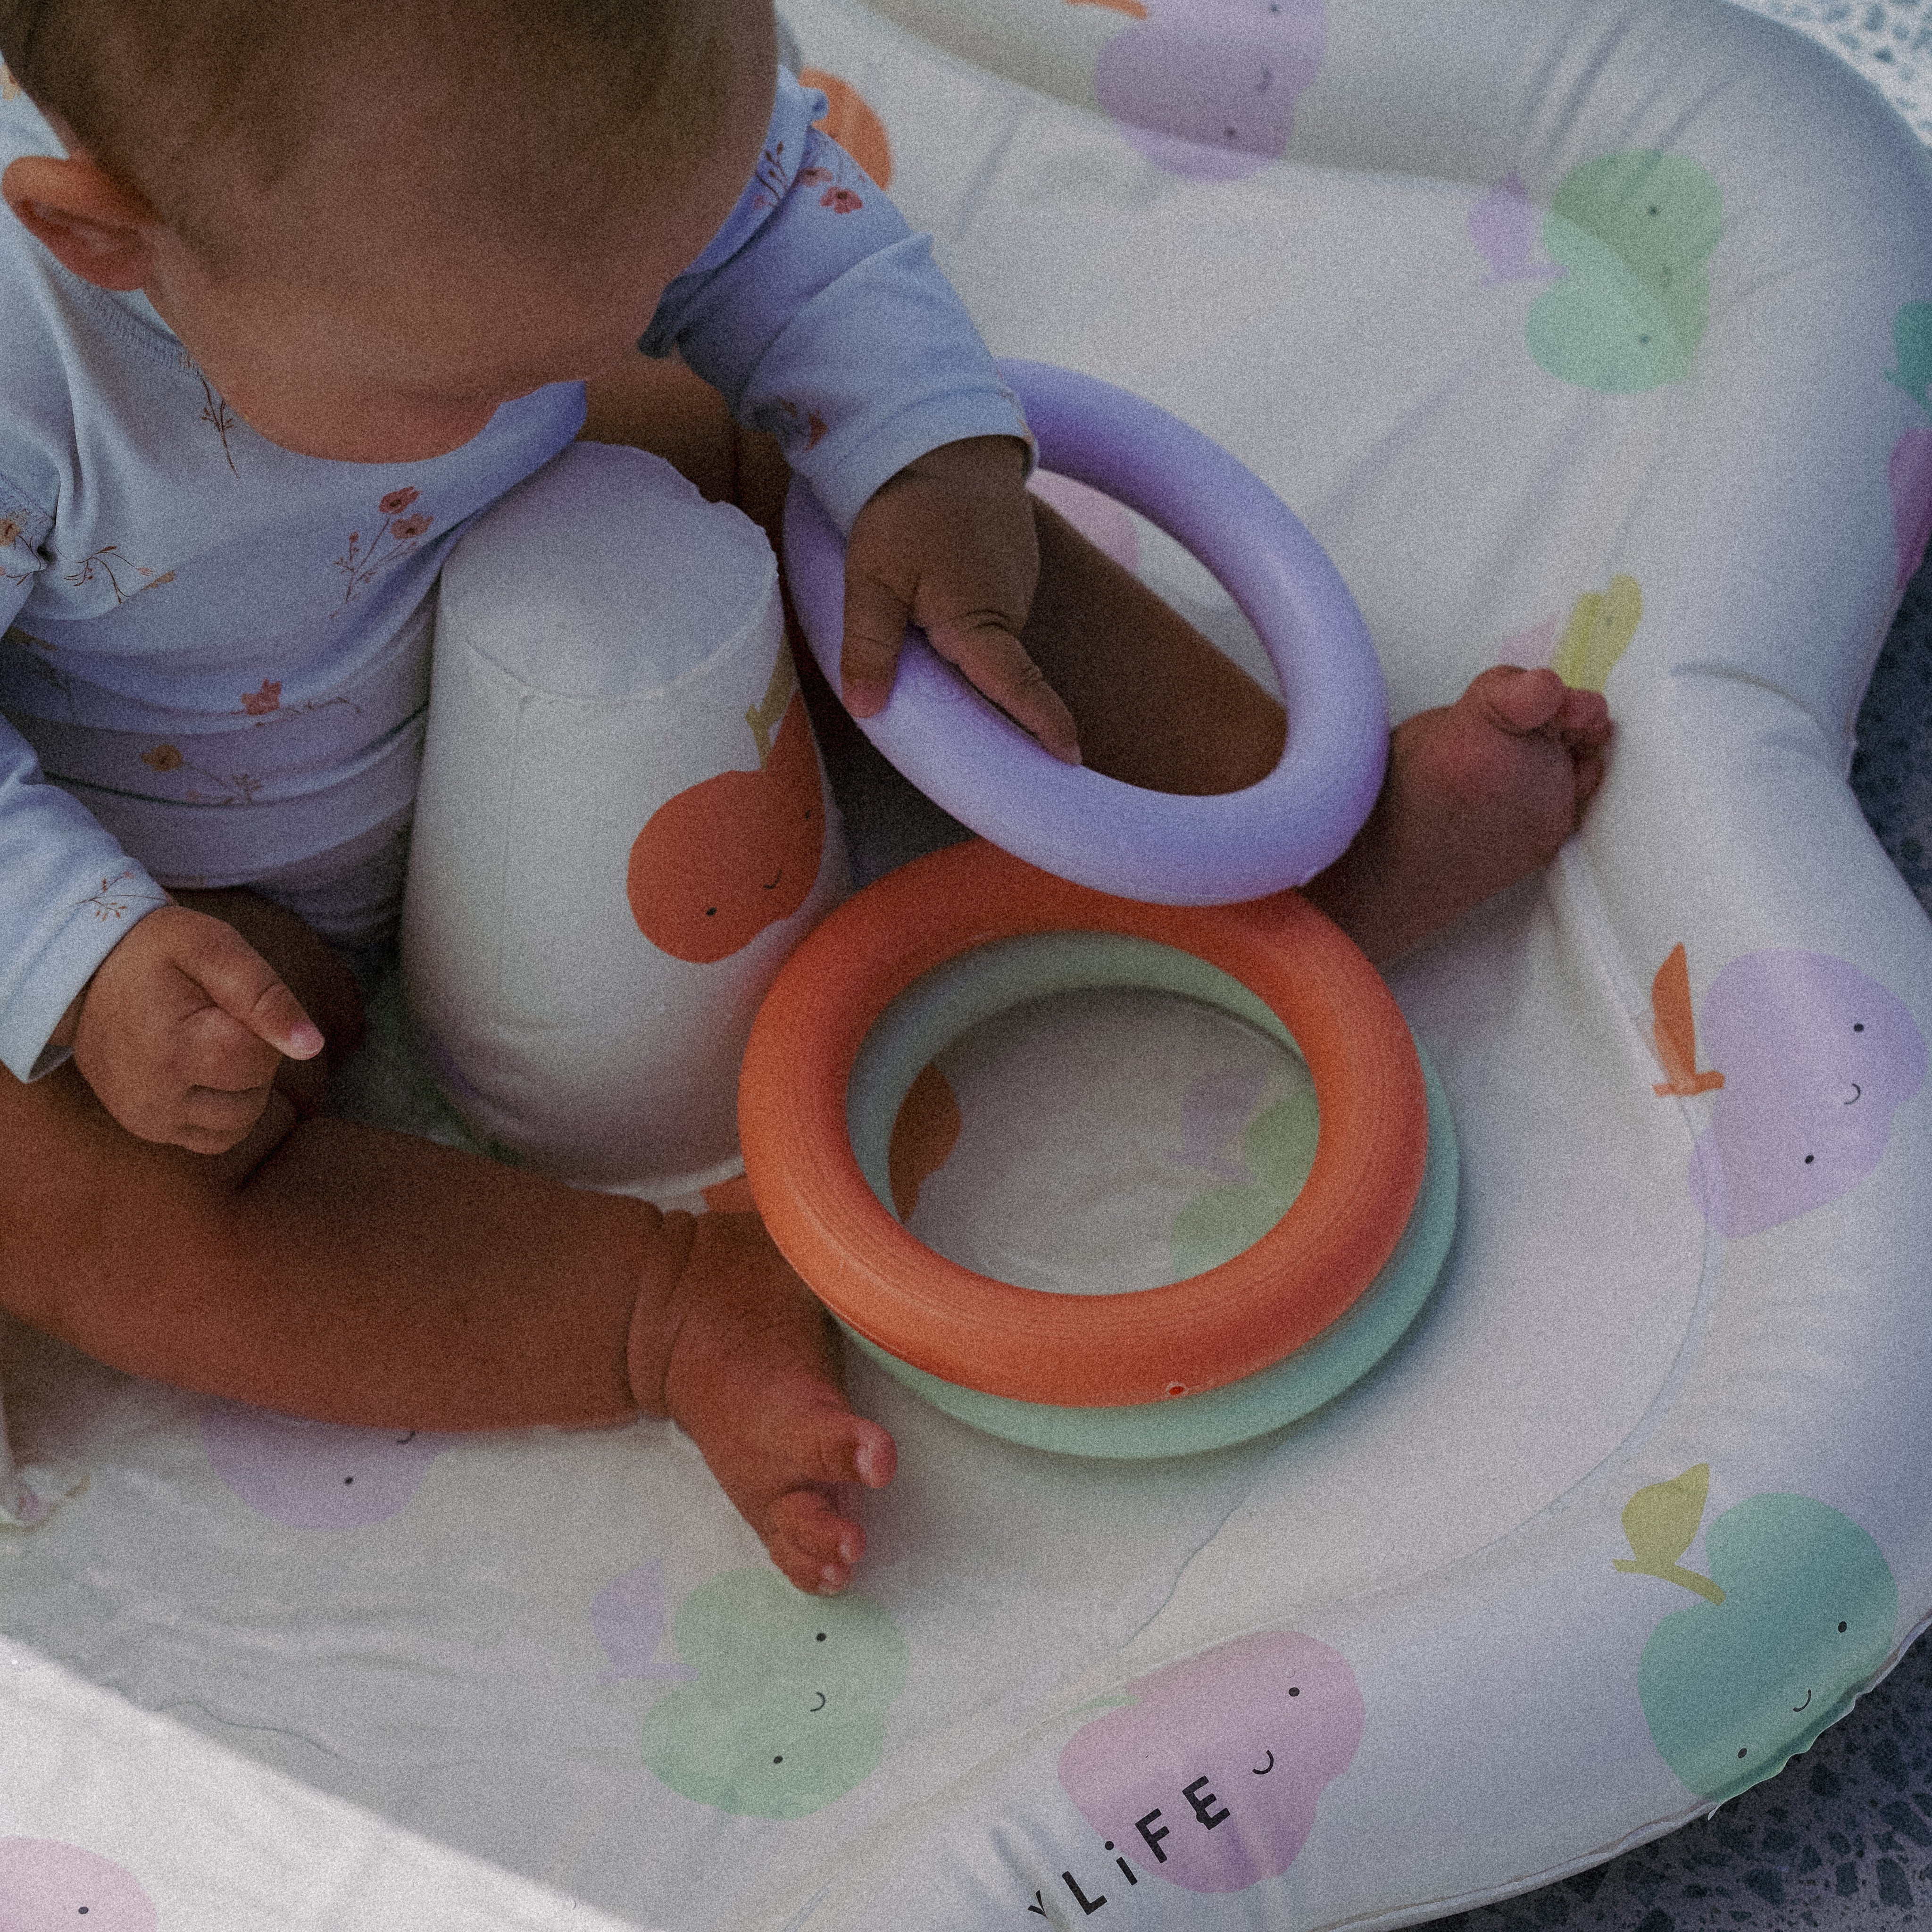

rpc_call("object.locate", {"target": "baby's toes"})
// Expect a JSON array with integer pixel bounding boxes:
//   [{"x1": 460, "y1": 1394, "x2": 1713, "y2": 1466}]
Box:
[
  {"x1": 765, "y1": 1399, "x2": 896, "y2": 1492},
  {"x1": 1553, "y1": 684, "x2": 1613, "y2": 747},
  {"x1": 1474, "y1": 664, "x2": 1569, "y2": 735},
  {"x1": 763, "y1": 1487, "x2": 866, "y2": 1596}
]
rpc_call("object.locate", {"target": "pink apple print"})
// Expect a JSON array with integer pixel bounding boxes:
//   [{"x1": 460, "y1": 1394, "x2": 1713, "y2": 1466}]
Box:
[
  {"x1": 1686, "y1": 951, "x2": 1926, "y2": 1237},
  {"x1": 1026, "y1": 470, "x2": 1140, "y2": 575},
  {"x1": 591, "y1": 1560, "x2": 699, "y2": 1685},
  {"x1": 1890, "y1": 427, "x2": 1932, "y2": 600},
  {"x1": 1058, "y1": 1629, "x2": 1364, "y2": 1893},
  {"x1": 200, "y1": 1398, "x2": 454, "y2": 1529},
  {"x1": 0, "y1": 1839, "x2": 157, "y2": 1930},
  {"x1": 1468, "y1": 171, "x2": 1566, "y2": 287},
  {"x1": 1094, "y1": 0, "x2": 1326, "y2": 183}
]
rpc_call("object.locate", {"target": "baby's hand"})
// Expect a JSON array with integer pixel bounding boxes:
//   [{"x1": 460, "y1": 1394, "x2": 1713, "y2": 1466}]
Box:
[
  {"x1": 839, "y1": 434, "x2": 1082, "y2": 765},
  {"x1": 65, "y1": 904, "x2": 325, "y2": 1153}
]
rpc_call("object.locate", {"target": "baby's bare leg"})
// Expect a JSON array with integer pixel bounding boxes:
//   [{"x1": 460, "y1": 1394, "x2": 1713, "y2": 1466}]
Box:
[
  {"x1": 0, "y1": 890, "x2": 889, "y2": 1594},
  {"x1": 648, "y1": 368, "x2": 1611, "y2": 964}
]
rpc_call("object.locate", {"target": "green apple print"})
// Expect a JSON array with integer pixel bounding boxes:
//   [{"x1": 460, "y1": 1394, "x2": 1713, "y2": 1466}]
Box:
[
  {"x1": 1885, "y1": 300, "x2": 1932, "y2": 417},
  {"x1": 1616, "y1": 1468, "x2": 1896, "y2": 1803},
  {"x1": 1526, "y1": 152, "x2": 1723, "y2": 394},
  {"x1": 1168, "y1": 1077, "x2": 1318, "y2": 1278},
  {"x1": 639, "y1": 1568, "x2": 908, "y2": 1818}
]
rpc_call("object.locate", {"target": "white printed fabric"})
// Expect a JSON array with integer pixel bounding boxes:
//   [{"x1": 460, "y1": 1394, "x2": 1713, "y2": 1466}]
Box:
[{"x1": 3, "y1": 2, "x2": 1932, "y2": 1929}]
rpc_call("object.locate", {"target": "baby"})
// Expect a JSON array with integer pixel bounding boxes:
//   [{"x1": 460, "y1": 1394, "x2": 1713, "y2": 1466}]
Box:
[{"x1": 0, "y1": 0, "x2": 1610, "y2": 1593}]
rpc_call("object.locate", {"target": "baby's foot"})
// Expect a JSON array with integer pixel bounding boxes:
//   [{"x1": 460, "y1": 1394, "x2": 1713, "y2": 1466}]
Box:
[
  {"x1": 1305, "y1": 665, "x2": 1613, "y2": 964},
  {"x1": 650, "y1": 1211, "x2": 896, "y2": 1596}
]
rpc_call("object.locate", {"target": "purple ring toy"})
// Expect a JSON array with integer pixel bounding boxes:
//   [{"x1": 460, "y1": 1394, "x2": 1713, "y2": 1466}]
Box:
[{"x1": 781, "y1": 358, "x2": 1388, "y2": 906}]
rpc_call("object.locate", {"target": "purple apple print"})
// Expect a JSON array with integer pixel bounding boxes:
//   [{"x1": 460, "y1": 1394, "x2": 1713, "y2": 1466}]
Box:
[
  {"x1": 1058, "y1": 1630, "x2": 1364, "y2": 1893},
  {"x1": 200, "y1": 1398, "x2": 454, "y2": 1529},
  {"x1": 0, "y1": 1839, "x2": 157, "y2": 1930},
  {"x1": 1890, "y1": 427, "x2": 1932, "y2": 600},
  {"x1": 591, "y1": 1560, "x2": 699, "y2": 1685},
  {"x1": 1468, "y1": 172, "x2": 1566, "y2": 287},
  {"x1": 1169, "y1": 1060, "x2": 1271, "y2": 1183},
  {"x1": 1094, "y1": 0, "x2": 1326, "y2": 183},
  {"x1": 1685, "y1": 951, "x2": 1926, "y2": 1237}
]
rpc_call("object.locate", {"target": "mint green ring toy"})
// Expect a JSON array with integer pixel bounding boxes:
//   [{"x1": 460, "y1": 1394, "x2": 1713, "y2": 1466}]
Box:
[{"x1": 841, "y1": 932, "x2": 1459, "y2": 1458}]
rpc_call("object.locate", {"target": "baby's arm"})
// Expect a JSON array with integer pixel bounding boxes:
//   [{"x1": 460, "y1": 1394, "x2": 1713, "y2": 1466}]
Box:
[
  {"x1": 0, "y1": 698, "x2": 323, "y2": 1146},
  {"x1": 640, "y1": 69, "x2": 1078, "y2": 750}
]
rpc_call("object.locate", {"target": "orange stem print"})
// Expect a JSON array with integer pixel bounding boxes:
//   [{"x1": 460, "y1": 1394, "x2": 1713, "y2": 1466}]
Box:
[
  {"x1": 1066, "y1": 0, "x2": 1150, "y2": 16},
  {"x1": 800, "y1": 68, "x2": 894, "y2": 189},
  {"x1": 1651, "y1": 942, "x2": 1725, "y2": 1097}
]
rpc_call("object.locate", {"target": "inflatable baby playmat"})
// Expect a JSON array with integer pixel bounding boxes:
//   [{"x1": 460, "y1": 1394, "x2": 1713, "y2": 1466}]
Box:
[{"x1": 4, "y1": 0, "x2": 1932, "y2": 1927}]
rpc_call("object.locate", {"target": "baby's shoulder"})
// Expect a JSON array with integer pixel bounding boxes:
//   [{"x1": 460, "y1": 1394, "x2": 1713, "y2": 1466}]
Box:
[{"x1": 0, "y1": 75, "x2": 86, "y2": 512}]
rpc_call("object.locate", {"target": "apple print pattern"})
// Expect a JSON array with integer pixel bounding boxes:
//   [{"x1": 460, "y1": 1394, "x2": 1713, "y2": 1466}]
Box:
[
  {"x1": 799, "y1": 67, "x2": 894, "y2": 189},
  {"x1": 1092, "y1": 0, "x2": 1327, "y2": 184},
  {"x1": 1890, "y1": 426, "x2": 1932, "y2": 600},
  {"x1": 1677, "y1": 949, "x2": 1925, "y2": 1237},
  {"x1": 1887, "y1": 302, "x2": 1932, "y2": 597},
  {"x1": 1026, "y1": 470, "x2": 1141, "y2": 575},
  {"x1": 627, "y1": 648, "x2": 827, "y2": 965},
  {"x1": 1616, "y1": 1469, "x2": 1897, "y2": 1803},
  {"x1": 0, "y1": 1839, "x2": 158, "y2": 1931},
  {"x1": 886, "y1": 1060, "x2": 963, "y2": 1220},
  {"x1": 1167, "y1": 1073, "x2": 1318, "y2": 1280},
  {"x1": 591, "y1": 1560, "x2": 700, "y2": 1686},
  {"x1": 1649, "y1": 943, "x2": 1725, "y2": 1099},
  {"x1": 1524, "y1": 152, "x2": 1723, "y2": 394},
  {"x1": 1057, "y1": 1630, "x2": 1364, "y2": 1892},
  {"x1": 200, "y1": 1398, "x2": 454, "y2": 1530},
  {"x1": 639, "y1": 1567, "x2": 908, "y2": 1818},
  {"x1": 1547, "y1": 574, "x2": 1641, "y2": 693},
  {"x1": 1467, "y1": 172, "x2": 1566, "y2": 288}
]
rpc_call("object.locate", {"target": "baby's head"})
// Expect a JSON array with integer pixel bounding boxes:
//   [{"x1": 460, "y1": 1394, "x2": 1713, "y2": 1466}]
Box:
[{"x1": 0, "y1": 0, "x2": 776, "y2": 460}]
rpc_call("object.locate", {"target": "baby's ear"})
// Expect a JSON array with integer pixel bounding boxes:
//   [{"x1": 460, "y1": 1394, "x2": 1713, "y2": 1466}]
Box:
[{"x1": 1, "y1": 151, "x2": 158, "y2": 291}]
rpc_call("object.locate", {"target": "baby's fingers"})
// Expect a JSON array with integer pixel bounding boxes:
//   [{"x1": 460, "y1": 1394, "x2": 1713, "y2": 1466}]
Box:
[
  {"x1": 837, "y1": 569, "x2": 915, "y2": 720},
  {"x1": 180, "y1": 916, "x2": 325, "y2": 1060},
  {"x1": 923, "y1": 615, "x2": 1081, "y2": 766},
  {"x1": 175, "y1": 1074, "x2": 277, "y2": 1155}
]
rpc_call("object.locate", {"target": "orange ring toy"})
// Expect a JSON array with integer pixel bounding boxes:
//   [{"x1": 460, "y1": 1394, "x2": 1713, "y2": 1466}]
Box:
[{"x1": 740, "y1": 838, "x2": 1429, "y2": 1408}]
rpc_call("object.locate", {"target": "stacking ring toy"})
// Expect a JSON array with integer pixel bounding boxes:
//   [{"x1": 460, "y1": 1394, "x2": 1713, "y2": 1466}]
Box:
[
  {"x1": 781, "y1": 358, "x2": 1389, "y2": 906},
  {"x1": 840, "y1": 973, "x2": 1458, "y2": 1456},
  {"x1": 739, "y1": 837, "x2": 1430, "y2": 1408}
]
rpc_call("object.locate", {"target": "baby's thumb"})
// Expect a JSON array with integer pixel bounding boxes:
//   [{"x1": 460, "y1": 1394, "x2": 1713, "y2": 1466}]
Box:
[{"x1": 183, "y1": 920, "x2": 325, "y2": 1060}]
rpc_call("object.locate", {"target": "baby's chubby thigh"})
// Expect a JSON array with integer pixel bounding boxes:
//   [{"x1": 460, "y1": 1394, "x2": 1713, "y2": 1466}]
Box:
[{"x1": 402, "y1": 442, "x2": 850, "y2": 1203}]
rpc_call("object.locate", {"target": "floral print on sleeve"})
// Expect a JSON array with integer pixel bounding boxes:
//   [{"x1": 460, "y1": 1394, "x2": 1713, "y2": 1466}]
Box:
[
  {"x1": 225, "y1": 677, "x2": 359, "y2": 725},
  {"x1": 0, "y1": 514, "x2": 39, "y2": 588},
  {"x1": 81, "y1": 865, "x2": 167, "y2": 922},
  {"x1": 139, "y1": 740, "x2": 263, "y2": 806},
  {"x1": 330, "y1": 487, "x2": 434, "y2": 613},
  {"x1": 62, "y1": 546, "x2": 175, "y2": 603},
  {"x1": 195, "y1": 369, "x2": 241, "y2": 475}
]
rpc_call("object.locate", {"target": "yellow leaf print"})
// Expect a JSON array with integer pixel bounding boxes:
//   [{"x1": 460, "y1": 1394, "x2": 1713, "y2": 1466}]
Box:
[
  {"x1": 1613, "y1": 1463, "x2": 1726, "y2": 1603},
  {"x1": 1551, "y1": 574, "x2": 1641, "y2": 693}
]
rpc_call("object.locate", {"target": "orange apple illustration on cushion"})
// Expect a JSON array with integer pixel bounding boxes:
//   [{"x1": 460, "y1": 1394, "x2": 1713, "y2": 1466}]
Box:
[{"x1": 627, "y1": 650, "x2": 826, "y2": 964}]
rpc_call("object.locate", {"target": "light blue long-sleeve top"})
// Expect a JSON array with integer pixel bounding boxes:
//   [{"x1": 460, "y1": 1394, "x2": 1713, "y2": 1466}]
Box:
[{"x1": 0, "y1": 66, "x2": 1034, "y2": 1082}]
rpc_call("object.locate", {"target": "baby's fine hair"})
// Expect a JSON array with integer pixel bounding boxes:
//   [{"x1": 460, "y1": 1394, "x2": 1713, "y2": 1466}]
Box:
[{"x1": 0, "y1": 0, "x2": 734, "y2": 269}]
